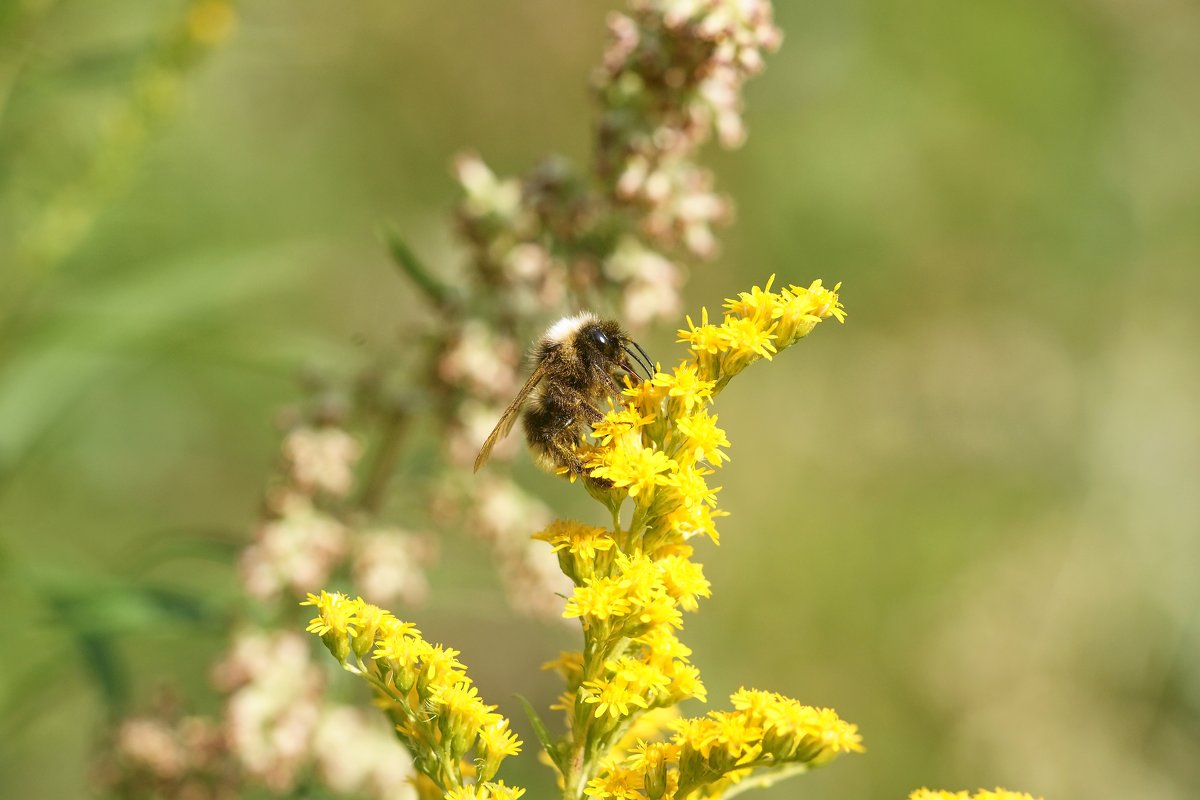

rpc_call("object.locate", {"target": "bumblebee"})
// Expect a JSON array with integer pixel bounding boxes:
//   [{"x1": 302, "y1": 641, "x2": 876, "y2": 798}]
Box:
[{"x1": 473, "y1": 313, "x2": 654, "y2": 478}]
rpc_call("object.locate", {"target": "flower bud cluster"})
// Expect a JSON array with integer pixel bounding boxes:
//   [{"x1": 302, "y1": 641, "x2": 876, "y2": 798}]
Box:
[
  {"x1": 595, "y1": 0, "x2": 782, "y2": 259},
  {"x1": 303, "y1": 591, "x2": 524, "y2": 794},
  {"x1": 99, "y1": 706, "x2": 234, "y2": 800},
  {"x1": 239, "y1": 423, "x2": 434, "y2": 609},
  {"x1": 585, "y1": 689, "x2": 862, "y2": 799}
]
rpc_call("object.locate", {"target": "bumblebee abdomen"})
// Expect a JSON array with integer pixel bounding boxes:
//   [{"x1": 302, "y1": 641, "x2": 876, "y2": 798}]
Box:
[{"x1": 522, "y1": 383, "x2": 594, "y2": 476}]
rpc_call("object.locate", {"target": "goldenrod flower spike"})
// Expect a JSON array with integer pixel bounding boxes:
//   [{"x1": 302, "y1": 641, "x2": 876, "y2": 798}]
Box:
[
  {"x1": 301, "y1": 592, "x2": 524, "y2": 795},
  {"x1": 538, "y1": 278, "x2": 857, "y2": 799}
]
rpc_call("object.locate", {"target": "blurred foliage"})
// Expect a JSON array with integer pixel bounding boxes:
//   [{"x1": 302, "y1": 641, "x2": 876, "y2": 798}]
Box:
[{"x1": 1, "y1": 1, "x2": 1198, "y2": 799}]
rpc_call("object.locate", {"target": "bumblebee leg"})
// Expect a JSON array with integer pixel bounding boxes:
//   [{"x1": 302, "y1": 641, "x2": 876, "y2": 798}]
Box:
[
  {"x1": 580, "y1": 402, "x2": 605, "y2": 424},
  {"x1": 544, "y1": 434, "x2": 586, "y2": 478},
  {"x1": 550, "y1": 430, "x2": 614, "y2": 489}
]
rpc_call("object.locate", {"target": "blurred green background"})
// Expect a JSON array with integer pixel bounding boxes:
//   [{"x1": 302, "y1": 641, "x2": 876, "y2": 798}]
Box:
[{"x1": 3, "y1": 1, "x2": 1198, "y2": 798}]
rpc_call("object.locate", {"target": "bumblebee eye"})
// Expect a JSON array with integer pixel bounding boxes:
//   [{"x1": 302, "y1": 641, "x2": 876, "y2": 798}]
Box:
[{"x1": 589, "y1": 329, "x2": 610, "y2": 348}]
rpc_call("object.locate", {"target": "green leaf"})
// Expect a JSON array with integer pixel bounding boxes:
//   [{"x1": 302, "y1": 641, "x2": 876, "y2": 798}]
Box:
[
  {"x1": 26, "y1": 562, "x2": 222, "y2": 637},
  {"x1": 381, "y1": 225, "x2": 452, "y2": 311},
  {"x1": 515, "y1": 693, "x2": 565, "y2": 775},
  {"x1": 0, "y1": 242, "x2": 307, "y2": 478},
  {"x1": 73, "y1": 632, "x2": 128, "y2": 714}
]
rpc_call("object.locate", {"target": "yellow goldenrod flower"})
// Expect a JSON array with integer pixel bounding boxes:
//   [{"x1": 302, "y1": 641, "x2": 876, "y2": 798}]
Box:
[
  {"x1": 534, "y1": 519, "x2": 616, "y2": 583},
  {"x1": 673, "y1": 408, "x2": 730, "y2": 466},
  {"x1": 586, "y1": 437, "x2": 676, "y2": 498},
  {"x1": 374, "y1": 626, "x2": 430, "y2": 693},
  {"x1": 624, "y1": 740, "x2": 677, "y2": 800},
  {"x1": 477, "y1": 718, "x2": 522, "y2": 782},
  {"x1": 534, "y1": 520, "x2": 614, "y2": 558},
  {"x1": 592, "y1": 403, "x2": 657, "y2": 445},
  {"x1": 662, "y1": 500, "x2": 725, "y2": 544},
  {"x1": 655, "y1": 554, "x2": 712, "y2": 611},
  {"x1": 672, "y1": 716, "x2": 722, "y2": 760},
  {"x1": 676, "y1": 306, "x2": 724, "y2": 356},
  {"x1": 909, "y1": 791, "x2": 1044, "y2": 800},
  {"x1": 431, "y1": 682, "x2": 494, "y2": 750},
  {"x1": 564, "y1": 576, "x2": 634, "y2": 622},
  {"x1": 722, "y1": 273, "x2": 782, "y2": 321},
  {"x1": 444, "y1": 780, "x2": 527, "y2": 800},
  {"x1": 628, "y1": 588, "x2": 684, "y2": 634},
  {"x1": 416, "y1": 644, "x2": 470, "y2": 695},
  {"x1": 638, "y1": 628, "x2": 693, "y2": 662},
  {"x1": 792, "y1": 279, "x2": 847, "y2": 323},
  {"x1": 625, "y1": 739, "x2": 680, "y2": 771},
  {"x1": 581, "y1": 675, "x2": 651, "y2": 720},
  {"x1": 664, "y1": 463, "x2": 720, "y2": 511},
  {"x1": 302, "y1": 590, "x2": 358, "y2": 638},
  {"x1": 650, "y1": 363, "x2": 716, "y2": 414},
  {"x1": 602, "y1": 706, "x2": 682, "y2": 764},
  {"x1": 583, "y1": 760, "x2": 644, "y2": 799},
  {"x1": 551, "y1": 690, "x2": 576, "y2": 714},
  {"x1": 605, "y1": 655, "x2": 672, "y2": 702},
  {"x1": 613, "y1": 552, "x2": 668, "y2": 606},
  {"x1": 349, "y1": 599, "x2": 394, "y2": 658},
  {"x1": 708, "y1": 710, "x2": 764, "y2": 762},
  {"x1": 302, "y1": 590, "x2": 360, "y2": 662},
  {"x1": 661, "y1": 660, "x2": 706, "y2": 704},
  {"x1": 718, "y1": 315, "x2": 778, "y2": 363}
]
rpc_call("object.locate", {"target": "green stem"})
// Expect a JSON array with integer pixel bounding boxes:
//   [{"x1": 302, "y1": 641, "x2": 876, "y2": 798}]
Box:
[
  {"x1": 361, "y1": 668, "x2": 459, "y2": 793},
  {"x1": 719, "y1": 762, "x2": 811, "y2": 798}
]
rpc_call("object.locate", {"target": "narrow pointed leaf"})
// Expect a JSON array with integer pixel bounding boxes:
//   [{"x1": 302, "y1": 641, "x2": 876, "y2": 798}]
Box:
[
  {"x1": 382, "y1": 226, "x2": 452, "y2": 310},
  {"x1": 515, "y1": 693, "x2": 565, "y2": 775}
]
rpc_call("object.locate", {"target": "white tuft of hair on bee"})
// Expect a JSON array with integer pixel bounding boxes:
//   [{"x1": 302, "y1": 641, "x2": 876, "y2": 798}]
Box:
[{"x1": 543, "y1": 312, "x2": 598, "y2": 346}]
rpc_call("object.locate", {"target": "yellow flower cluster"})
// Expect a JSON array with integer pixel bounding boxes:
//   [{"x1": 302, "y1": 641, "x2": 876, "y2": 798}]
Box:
[
  {"x1": 584, "y1": 689, "x2": 863, "y2": 800},
  {"x1": 302, "y1": 591, "x2": 524, "y2": 797},
  {"x1": 445, "y1": 782, "x2": 527, "y2": 800},
  {"x1": 910, "y1": 791, "x2": 1044, "y2": 800},
  {"x1": 682, "y1": 276, "x2": 845, "y2": 389},
  {"x1": 540, "y1": 527, "x2": 709, "y2": 750},
  {"x1": 582, "y1": 275, "x2": 844, "y2": 547},
  {"x1": 531, "y1": 279, "x2": 855, "y2": 799}
]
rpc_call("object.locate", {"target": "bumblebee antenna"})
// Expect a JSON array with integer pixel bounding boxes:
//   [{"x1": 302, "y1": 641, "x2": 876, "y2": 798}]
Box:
[
  {"x1": 629, "y1": 341, "x2": 656, "y2": 377},
  {"x1": 620, "y1": 347, "x2": 650, "y2": 380},
  {"x1": 621, "y1": 344, "x2": 652, "y2": 379}
]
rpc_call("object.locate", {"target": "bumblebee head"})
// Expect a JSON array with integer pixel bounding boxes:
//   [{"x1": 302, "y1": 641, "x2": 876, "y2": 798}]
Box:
[{"x1": 581, "y1": 319, "x2": 653, "y2": 382}]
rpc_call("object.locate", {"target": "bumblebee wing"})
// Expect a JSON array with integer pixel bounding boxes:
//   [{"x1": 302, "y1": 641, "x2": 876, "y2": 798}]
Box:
[{"x1": 473, "y1": 357, "x2": 553, "y2": 472}]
